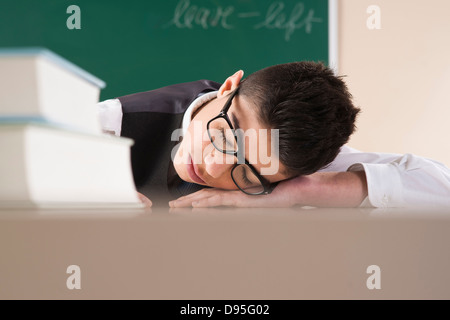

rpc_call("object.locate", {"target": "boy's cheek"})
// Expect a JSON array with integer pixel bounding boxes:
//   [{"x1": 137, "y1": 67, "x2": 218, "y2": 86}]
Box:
[{"x1": 205, "y1": 178, "x2": 238, "y2": 190}]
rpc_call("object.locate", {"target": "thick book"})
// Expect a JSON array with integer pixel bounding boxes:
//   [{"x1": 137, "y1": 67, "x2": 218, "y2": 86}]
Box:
[
  {"x1": 0, "y1": 121, "x2": 143, "y2": 208},
  {"x1": 0, "y1": 47, "x2": 105, "y2": 133}
]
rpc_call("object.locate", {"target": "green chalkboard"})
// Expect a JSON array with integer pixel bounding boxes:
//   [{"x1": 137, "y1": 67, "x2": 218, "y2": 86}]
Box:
[{"x1": 0, "y1": 0, "x2": 333, "y2": 100}]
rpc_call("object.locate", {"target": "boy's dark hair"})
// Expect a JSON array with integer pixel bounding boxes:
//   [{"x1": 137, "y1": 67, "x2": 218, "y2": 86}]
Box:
[{"x1": 239, "y1": 61, "x2": 360, "y2": 177}]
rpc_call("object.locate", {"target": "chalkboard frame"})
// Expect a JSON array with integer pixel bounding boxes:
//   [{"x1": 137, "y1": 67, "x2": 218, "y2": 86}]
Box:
[{"x1": 328, "y1": 0, "x2": 338, "y2": 74}]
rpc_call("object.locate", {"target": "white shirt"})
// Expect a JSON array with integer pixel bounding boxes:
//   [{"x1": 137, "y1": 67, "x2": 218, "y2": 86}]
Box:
[
  {"x1": 319, "y1": 146, "x2": 450, "y2": 208},
  {"x1": 97, "y1": 94, "x2": 450, "y2": 208}
]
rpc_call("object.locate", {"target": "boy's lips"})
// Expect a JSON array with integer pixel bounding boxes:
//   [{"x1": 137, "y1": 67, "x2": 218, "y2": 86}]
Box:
[{"x1": 186, "y1": 154, "x2": 206, "y2": 184}]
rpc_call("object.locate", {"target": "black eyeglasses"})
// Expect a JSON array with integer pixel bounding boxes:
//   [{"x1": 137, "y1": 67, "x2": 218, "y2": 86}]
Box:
[{"x1": 206, "y1": 87, "x2": 278, "y2": 195}]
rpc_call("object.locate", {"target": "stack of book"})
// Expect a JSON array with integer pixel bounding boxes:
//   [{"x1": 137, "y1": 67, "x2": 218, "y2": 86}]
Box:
[{"x1": 0, "y1": 47, "x2": 143, "y2": 208}]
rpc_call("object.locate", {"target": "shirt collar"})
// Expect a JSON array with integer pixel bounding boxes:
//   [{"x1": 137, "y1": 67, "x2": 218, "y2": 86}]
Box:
[{"x1": 181, "y1": 90, "x2": 218, "y2": 136}]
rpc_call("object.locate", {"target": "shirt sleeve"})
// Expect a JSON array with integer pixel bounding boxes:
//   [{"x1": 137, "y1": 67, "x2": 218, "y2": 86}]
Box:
[
  {"x1": 96, "y1": 98, "x2": 123, "y2": 136},
  {"x1": 320, "y1": 146, "x2": 450, "y2": 208}
]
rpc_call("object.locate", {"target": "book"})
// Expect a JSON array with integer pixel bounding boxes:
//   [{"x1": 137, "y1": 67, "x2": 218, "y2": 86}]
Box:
[
  {"x1": 0, "y1": 47, "x2": 105, "y2": 134},
  {"x1": 0, "y1": 121, "x2": 143, "y2": 208}
]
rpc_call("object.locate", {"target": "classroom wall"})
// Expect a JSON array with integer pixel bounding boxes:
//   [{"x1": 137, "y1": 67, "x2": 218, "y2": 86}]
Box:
[{"x1": 339, "y1": 0, "x2": 450, "y2": 166}]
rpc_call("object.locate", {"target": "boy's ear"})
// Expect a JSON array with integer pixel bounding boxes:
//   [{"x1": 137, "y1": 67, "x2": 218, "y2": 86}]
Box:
[{"x1": 217, "y1": 70, "x2": 244, "y2": 98}]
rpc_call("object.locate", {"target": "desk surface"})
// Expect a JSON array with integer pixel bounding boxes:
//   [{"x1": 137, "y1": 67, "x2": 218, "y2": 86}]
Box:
[{"x1": 1, "y1": 206, "x2": 449, "y2": 299}]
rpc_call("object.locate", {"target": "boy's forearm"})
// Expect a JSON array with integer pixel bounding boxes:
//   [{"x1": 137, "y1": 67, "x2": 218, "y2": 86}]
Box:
[
  {"x1": 290, "y1": 171, "x2": 368, "y2": 207},
  {"x1": 170, "y1": 171, "x2": 369, "y2": 208}
]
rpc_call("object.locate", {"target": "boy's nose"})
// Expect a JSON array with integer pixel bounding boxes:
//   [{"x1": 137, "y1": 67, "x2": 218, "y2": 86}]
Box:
[{"x1": 204, "y1": 147, "x2": 236, "y2": 179}]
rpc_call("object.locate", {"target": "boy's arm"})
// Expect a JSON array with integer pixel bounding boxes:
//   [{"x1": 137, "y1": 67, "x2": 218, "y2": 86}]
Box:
[
  {"x1": 325, "y1": 146, "x2": 450, "y2": 208},
  {"x1": 137, "y1": 192, "x2": 153, "y2": 207},
  {"x1": 169, "y1": 171, "x2": 367, "y2": 208},
  {"x1": 170, "y1": 147, "x2": 450, "y2": 208}
]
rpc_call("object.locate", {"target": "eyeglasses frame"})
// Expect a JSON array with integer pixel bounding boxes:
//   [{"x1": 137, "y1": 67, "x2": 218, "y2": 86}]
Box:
[{"x1": 206, "y1": 87, "x2": 278, "y2": 195}]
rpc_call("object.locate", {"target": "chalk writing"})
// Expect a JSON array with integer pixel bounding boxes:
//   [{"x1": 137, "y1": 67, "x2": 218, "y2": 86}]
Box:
[
  {"x1": 164, "y1": 0, "x2": 234, "y2": 30},
  {"x1": 164, "y1": 0, "x2": 323, "y2": 42},
  {"x1": 254, "y1": 2, "x2": 322, "y2": 41}
]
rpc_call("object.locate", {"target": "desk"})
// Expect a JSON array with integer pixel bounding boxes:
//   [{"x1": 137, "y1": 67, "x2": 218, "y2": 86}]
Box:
[{"x1": 0, "y1": 206, "x2": 449, "y2": 299}]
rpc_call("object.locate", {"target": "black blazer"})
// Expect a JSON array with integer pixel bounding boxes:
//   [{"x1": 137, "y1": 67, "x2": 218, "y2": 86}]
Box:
[{"x1": 117, "y1": 80, "x2": 221, "y2": 205}]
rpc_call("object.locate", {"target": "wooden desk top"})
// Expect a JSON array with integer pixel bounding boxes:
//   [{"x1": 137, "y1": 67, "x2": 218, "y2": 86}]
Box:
[{"x1": 1, "y1": 206, "x2": 449, "y2": 299}]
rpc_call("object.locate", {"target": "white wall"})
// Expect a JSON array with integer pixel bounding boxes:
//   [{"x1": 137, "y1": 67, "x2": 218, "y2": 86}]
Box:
[{"x1": 339, "y1": 0, "x2": 450, "y2": 166}]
